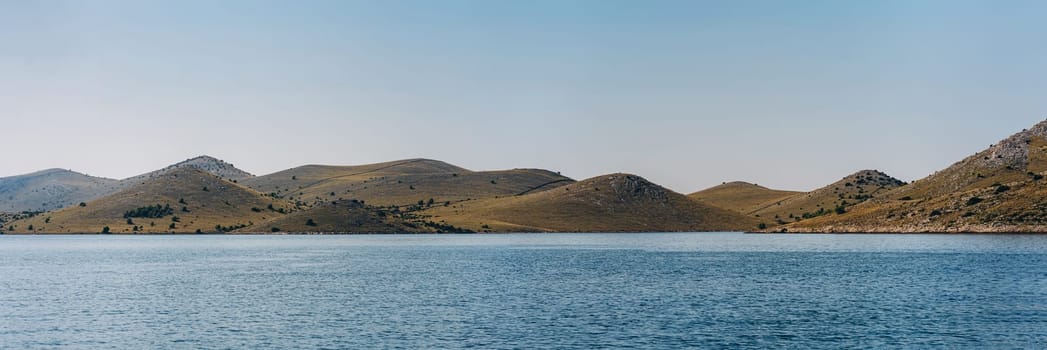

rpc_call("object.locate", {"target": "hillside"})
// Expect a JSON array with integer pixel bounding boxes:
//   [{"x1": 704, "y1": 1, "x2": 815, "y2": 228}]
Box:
[
  {"x1": 240, "y1": 199, "x2": 459, "y2": 234},
  {"x1": 746, "y1": 170, "x2": 906, "y2": 227},
  {"x1": 0, "y1": 169, "x2": 121, "y2": 212},
  {"x1": 790, "y1": 119, "x2": 1047, "y2": 232},
  {"x1": 423, "y1": 173, "x2": 758, "y2": 232},
  {"x1": 241, "y1": 159, "x2": 573, "y2": 207},
  {"x1": 123, "y1": 155, "x2": 255, "y2": 184},
  {"x1": 0, "y1": 156, "x2": 254, "y2": 213},
  {"x1": 5, "y1": 167, "x2": 292, "y2": 234},
  {"x1": 688, "y1": 182, "x2": 801, "y2": 214}
]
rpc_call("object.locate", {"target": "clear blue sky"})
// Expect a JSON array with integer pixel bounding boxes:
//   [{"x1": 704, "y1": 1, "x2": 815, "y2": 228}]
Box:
[{"x1": 2, "y1": 0, "x2": 1045, "y2": 192}]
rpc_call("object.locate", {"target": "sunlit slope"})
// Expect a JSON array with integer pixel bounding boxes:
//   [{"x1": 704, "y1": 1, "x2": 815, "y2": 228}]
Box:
[
  {"x1": 241, "y1": 159, "x2": 573, "y2": 206},
  {"x1": 688, "y1": 181, "x2": 801, "y2": 214},
  {"x1": 791, "y1": 119, "x2": 1047, "y2": 232},
  {"x1": 424, "y1": 173, "x2": 758, "y2": 232},
  {"x1": 6, "y1": 167, "x2": 292, "y2": 234},
  {"x1": 749, "y1": 170, "x2": 905, "y2": 226}
]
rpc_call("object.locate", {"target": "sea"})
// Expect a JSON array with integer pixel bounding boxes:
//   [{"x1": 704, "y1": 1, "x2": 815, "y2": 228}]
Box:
[{"x1": 1, "y1": 233, "x2": 1045, "y2": 349}]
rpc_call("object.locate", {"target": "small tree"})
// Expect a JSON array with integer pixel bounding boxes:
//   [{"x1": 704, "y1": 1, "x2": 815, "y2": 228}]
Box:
[
  {"x1": 79, "y1": 202, "x2": 87, "y2": 207},
  {"x1": 102, "y1": 226, "x2": 111, "y2": 234},
  {"x1": 305, "y1": 219, "x2": 317, "y2": 227}
]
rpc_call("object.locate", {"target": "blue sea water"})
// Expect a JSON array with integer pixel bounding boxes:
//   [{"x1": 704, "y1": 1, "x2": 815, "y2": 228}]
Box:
[{"x1": 1, "y1": 233, "x2": 1045, "y2": 349}]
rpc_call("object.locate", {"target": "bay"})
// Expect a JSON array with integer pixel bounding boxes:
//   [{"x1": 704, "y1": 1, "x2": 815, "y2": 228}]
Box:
[{"x1": 1, "y1": 233, "x2": 1045, "y2": 349}]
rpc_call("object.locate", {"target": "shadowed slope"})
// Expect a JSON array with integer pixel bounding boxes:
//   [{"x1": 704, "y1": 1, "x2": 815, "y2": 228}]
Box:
[
  {"x1": 0, "y1": 169, "x2": 121, "y2": 212},
  {"x1": 241, "y1": 199, "x2": 447, "y2": 234}
]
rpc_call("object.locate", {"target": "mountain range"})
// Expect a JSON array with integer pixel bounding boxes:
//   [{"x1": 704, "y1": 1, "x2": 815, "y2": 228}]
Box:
[{"x1": 4, "y1": 119, "x2": 1047, "y2": 234}]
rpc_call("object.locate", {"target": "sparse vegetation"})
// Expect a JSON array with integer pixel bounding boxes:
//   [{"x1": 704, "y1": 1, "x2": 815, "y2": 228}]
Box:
[{"x1": 124, "y1": 204, "x2": 173, "y2": 219}]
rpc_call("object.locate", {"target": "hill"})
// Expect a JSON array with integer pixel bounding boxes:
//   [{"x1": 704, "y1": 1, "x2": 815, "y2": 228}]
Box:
[
  {"x1": 4, "y1": 167, "x2": 292, "y2": 234},
  {"x1": 240, "y1": 199, "x2": 462, "y2": 234},
  {"x1": 0, "y1": 169, "x2": 121, "y2": 212},
  {"x1": 0, "y1": 156, "x2": 254, "y2": 213},
  {"x1": 123, "y1": 155, "x2": 255, "y2": 184},
  {"x1": 422, "y1": 173, "x2": 758, "y2": 232},
  {"x1": 790, "y1": 119, "x2": 1047, "y2": 232},
  {"x1": 240, "y1": 159, "x2": 573, "y2": 207},
  {"x1": 688, "y1": 182, "x2": 801, "y2": 214},
  {"x1": 746, "y1": 170, "x2": 906, "y2": 227}
]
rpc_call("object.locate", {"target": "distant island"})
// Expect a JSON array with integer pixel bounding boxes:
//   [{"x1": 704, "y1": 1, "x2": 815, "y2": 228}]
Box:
[{"x1": 3, "y1": 119, "x2": 1047, "y2": 234}]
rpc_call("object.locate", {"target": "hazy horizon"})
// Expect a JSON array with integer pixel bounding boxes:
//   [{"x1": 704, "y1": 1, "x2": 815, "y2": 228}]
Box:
[{"x1": 3, "y1": 0, "x2": 1045, "y2": 192}]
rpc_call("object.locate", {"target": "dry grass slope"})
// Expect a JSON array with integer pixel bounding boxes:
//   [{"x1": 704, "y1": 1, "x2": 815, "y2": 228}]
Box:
[
  {"x1": 424, "y1": 173, "x2": 758, "y2": 232},
  {"x1": 688, "y1": 182, "x2": 801, "y2": 214},
  {"x1": 749, "y1": 170, "x2": 905, "y2": 227},
  {"x1": 5, "y1": 167, "x2": 293, "y2": 234},
  {"x1": 790, "y1": 119, "x2": 1047, "y2": 233},
  {"x1": 241, "y1": 200, "x2": 437, "y2": 234},
  {"x1": 241, "y1": 159, "x2": 573, "y2": 207}
]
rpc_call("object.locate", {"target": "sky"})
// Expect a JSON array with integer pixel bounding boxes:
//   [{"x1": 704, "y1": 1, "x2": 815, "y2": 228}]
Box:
[{"x1": 1, "y1": 0, "x2": 1045, "y2": 192}]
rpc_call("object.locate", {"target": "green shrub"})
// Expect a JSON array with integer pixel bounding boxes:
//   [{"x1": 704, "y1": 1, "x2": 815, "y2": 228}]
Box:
[{"x1": 124, "y1": 204, "x2": 173, "y2": 219}]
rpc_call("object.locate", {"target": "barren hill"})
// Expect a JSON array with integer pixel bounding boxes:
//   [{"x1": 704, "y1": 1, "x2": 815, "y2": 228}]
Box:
[
  {"x1": 0, "y1": 169, "x2": 121, "y2": 212},
  {"x1": 790, "y1": 119, "x2": 1047, "y2": 232},
  {"x1": 5, "y1": 167, "x2": 291, "y2": 234},
  {"x1": 123, "y1": 156, "x2": 255, "y2": 184},
  {"x1": 0, "y1": 156, "x2": 254, "y2": 213},
  {"x1": 750, "y1": 170, "x2": 906, "y2": 226},
  {"x1": 241, "y1": 159, "x2": 573, "y2": 207},
  {"x1": 688, "y1": 182, "x2": 801, "y2": 214},
  {"x1": 423, "y1": 173, "x2": 758, "y2": 232}
]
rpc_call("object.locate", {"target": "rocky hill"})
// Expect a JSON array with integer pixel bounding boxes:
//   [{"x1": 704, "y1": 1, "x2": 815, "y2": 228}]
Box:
[
  {"x1": 789, "y1": 119, "x2": 1047, "y2": 232},
  {"x1": 123, "y1": 156, "x2": 255, "y2": 184}
]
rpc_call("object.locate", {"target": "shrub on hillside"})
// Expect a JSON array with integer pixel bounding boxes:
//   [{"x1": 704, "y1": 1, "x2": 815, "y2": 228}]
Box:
[{"x1": 124, "y1": 204, "x2": 174, "y2": 219}]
